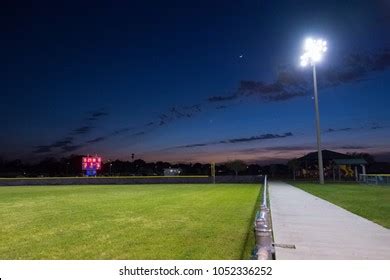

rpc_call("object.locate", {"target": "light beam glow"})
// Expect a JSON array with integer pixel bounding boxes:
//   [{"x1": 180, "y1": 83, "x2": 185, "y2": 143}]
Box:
[{"x1": 300, "y1": 37, "x2": 327, "y2": 67}]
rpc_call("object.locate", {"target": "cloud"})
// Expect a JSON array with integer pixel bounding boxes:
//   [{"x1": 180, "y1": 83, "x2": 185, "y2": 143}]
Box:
[
  {"x1": 178, "y1": 143, "x2": 209, "y2": 148},
  {"x1": 31, "y1": 49, "x2": 390, "y2": 158},
  {"x1": 33, "y1": 126, "x2": 93, "y2": 154},
  {"x1": 226, "y1": 133, "x2": 293, "y2": 144},
  {"x1": 208, "y1": 69, "x2": 308, "y2": 103},
  {"x1": 324, "y1": 123, "x2": 387, "y2": 134},
  {"x1": 33, "y1": 137, "x2": 74, "y2": 154},
  {"x1": 72, "y1": 126, "x2": 94, "y2": 135},
  {"x1": 141, "y1": 50, "x2": 389, "y2": 142},
  {"x1": 86, "y1": 109, "x2": 109, "y2": 121},
  {"x1": 172, "y1": 132, "x2": 294, "y2": 150},
  {"x1": 61, "y1": 145, "x2": 84, "y2": 153},
  {"x1": 322, "y1": 50, "x2": 390, "y2": 87},
  {"x1": 170, "y1": 107, "x2": 189, "y2": 118},
  {"x1": 91, "y1": 111, "x2": 108, "y2": 118},
  {"x1": 260, "y1": 145, "x2": 312, "y2": 151},
  {"x1": 371, "y1": 126, "x2": 384, "y2": 130},
  {"x1": 33, "y1": 145, "x2": 52, "y2": 154},
  {"x1": 86, "y1": 137, "x2": 106, "y2": 144},
  {"x1": 130, "y1": 131, "x2": 146, "y2": 137},
  {"x1": 50, "y1": 137, "x2": 73, "y2": 147},
  {"x1": 183, "y1": 104, "x2": 202, "y2": 112},
  {"x1": 32, "y1": 108, "x2": 111, "y2": 155},
  {"x1": 338, "y1": 145, "x2": 370, "y2": 149},
  {"x1": 208, "y1": 49, "x2": 390, "y2": 104},
  {"x1": 208, "y1": 94, "x2": 239, "y2": 102},
  {"x1": 156, "y1": 105, "x2": 204, "y2": 127},
  {"x1": 240, "y1": 144, "x2": 371, "y2": 155},
  {"x1": 324, "y1": 127, "x2": 352, "y2": 133},
  {"x1": 111, "y1": 127, "x2": 133, "y2": 136}
]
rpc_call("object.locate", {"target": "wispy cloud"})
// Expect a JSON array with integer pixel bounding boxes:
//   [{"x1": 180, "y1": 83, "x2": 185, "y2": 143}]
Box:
[
  {"x1": 86, "y1": 137, "x2": 106, "y2": 144},
  {"x1": 50, "y1": 137, "x2": 73, "y2": 147},
  {"x1": 86, "y1": 109, "x2": 109, "y2": 121},
  {"x1": 130, "y1": 131, "x2": 146, "y2": 137},
  {"x1": 33, "y1": 137, "x2": 75, "y2": 154},
  {"x1": 371, "y1": 125, "x2": 384, "y2": 130},
  {"x1": 72, "y1": 126, "x2": 94, "y2": 135},
  {"x1": 324, "y1": 123, "x2": 387, "y2": 134},
  {"x1": 110, "y1": 127, "x2": 133, "y2": 136},
  {"x1": 208, "y1": 94, "x2": 239, "y2": 103},
  {"x1": 338, "y1": 145, "x2": 371, "y2": 149},
  {"x1": 155, "y1": 105, "x2": 203, "y2": 127},
  {"x1": 31, "y1": 49, "x2": 390, "y2": 157},
  {"x1": 208, "y1": 49, "x2": 390, "y2": 104},
  {"x1": 324, "y1": 127, "x2": 352, "y2": 133},
  {"x1": 63, "y1": 50, "x2": 388, "y2": 154},
  {"x1": 61, "y1": 145, "x2": 84, "y2": 153},
  {"x1": 171, "y1": 132, "x2": 294, "y2": 150},
  {"x1": 33, "y1": 108, "x2": 109, "y2": 154},
  {"x1": 33, "y1": 146, "x2": 52, "y2": 154}
]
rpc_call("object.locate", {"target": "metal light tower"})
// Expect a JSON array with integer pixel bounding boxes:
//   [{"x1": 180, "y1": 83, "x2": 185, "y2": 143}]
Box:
[{"x1": 300, "y1": 38, "x2": 327, "y2": 184}]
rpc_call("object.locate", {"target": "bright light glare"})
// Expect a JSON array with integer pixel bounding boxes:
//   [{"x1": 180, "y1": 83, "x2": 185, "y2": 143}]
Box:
[{"x1": 300, "y1": 37, "x2": 327, "y2": 67}]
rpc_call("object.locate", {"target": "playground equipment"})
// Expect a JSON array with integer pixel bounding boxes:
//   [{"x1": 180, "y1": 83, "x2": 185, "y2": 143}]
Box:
[{"x1": 339, "y1": 165, "x2": 354, "y2": 177}]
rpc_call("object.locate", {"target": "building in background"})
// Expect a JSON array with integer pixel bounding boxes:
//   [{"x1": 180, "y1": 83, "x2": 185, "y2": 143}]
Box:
[{"x1": 290, "y1": 150, "x2": 367, "y2": 181}]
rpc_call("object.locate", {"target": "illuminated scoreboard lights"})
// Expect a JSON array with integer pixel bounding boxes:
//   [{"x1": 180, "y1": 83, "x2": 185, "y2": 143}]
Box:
[
  {"x1": 82, "y1": 156, "x2": 102, "y2": 176},
  {"x1": 82, "y1": 156, "x2": 102, "y2": 170}
]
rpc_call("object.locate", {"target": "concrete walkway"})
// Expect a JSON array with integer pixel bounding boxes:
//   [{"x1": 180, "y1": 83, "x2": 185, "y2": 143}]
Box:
[{"x1": 269, "y1": 181, "x2": 390, "y2": 259}]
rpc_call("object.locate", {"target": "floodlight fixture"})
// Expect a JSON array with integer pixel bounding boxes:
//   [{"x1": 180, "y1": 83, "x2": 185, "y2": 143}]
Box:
[{"x1": 300, "y1": 38, "x2": 327, "y2": 67}]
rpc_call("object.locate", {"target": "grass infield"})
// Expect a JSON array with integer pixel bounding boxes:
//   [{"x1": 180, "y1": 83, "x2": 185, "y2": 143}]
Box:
[
  {"x1": 290, "y1": 182, "x2": 390, "y2": 228},
  {"x1": 0, "y1": 184, "x2": 260, "y2": 259}
]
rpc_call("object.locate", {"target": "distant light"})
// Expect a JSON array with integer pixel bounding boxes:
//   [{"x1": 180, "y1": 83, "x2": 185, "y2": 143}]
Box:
[{"x1": 300, "y1": 37, "x2": 327, "y2": 67}]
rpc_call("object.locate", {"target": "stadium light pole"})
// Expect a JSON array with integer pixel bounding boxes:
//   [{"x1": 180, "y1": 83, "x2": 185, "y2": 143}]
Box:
[{"x1": 300, "y1": 38, "x2": 327, "y2": 184}]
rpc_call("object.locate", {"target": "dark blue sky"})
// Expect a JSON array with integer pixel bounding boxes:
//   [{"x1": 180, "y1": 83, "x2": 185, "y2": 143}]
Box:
[{"x1": 2, "y1": 0, "x2": 390, "y2": 163}]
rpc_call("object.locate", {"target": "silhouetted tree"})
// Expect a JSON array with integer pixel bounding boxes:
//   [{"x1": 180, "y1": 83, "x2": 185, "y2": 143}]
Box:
[
  {"x1": 225, "y1": 160, "x2": 247, "y2": 176},
  {"x1": 287, "y1": 158, "x2": 300, "y2": 180}
]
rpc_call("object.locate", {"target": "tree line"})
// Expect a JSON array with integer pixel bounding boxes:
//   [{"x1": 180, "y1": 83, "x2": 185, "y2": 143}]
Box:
[
  {"x1": 0, "y1": 156, "x2": 290, "y2": 177},
  {"x1": 1, "y1": 152, "x2": 385, "y2": 178}
]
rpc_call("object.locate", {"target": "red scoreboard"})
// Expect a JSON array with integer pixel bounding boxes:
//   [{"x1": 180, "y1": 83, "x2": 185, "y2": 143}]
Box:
[{"x1": 82, "y1": 156, "x2": 102, "y2": 170}]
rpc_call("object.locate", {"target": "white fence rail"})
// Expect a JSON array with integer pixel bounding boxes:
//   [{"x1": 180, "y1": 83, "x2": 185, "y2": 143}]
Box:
[
  {"x1": 359, "y1": 174, "x2": 390, "y2": 185},
  {"x1": 254, "y1": 175, "x2": 274, "y2": 260}
]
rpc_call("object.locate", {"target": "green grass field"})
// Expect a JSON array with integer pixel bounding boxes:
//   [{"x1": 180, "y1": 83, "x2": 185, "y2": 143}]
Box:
[
  {"x1": 0, "y1": 184, "x2": 260, "y2": 259},
  {"x1": 290, "y1": 182, "x2": 390, "y2": 228}
]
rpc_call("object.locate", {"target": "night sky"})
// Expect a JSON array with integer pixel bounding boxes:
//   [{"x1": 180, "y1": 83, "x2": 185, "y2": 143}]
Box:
[{"x1": 2, "y1": 0, "x2": 390, "y2": 163}]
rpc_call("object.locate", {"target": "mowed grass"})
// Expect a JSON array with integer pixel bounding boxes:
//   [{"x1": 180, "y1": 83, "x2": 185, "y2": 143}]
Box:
[
  {"x1": 0, "y1": 184, "x2": 260, "y2": 259},
  {"x1": 291, "y1": 182, "x2": 390, "y2": 228}
]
